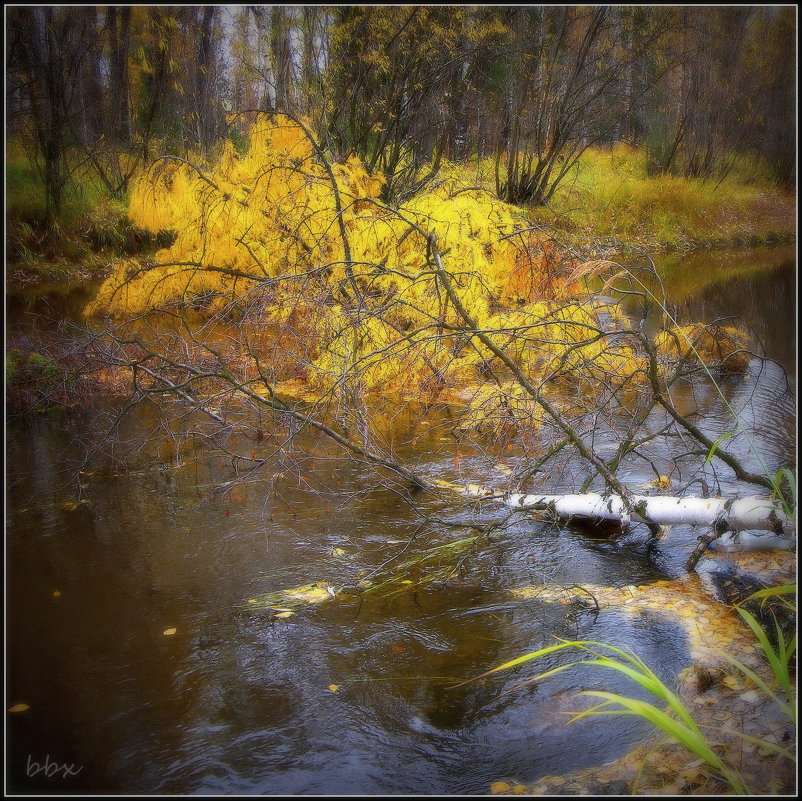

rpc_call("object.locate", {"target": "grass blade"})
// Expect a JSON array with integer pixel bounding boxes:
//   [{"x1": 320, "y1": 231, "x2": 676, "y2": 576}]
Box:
[
  {"x1": 705, "y1": 431, "x2": 734, "y2": 466},
  {"x1": 579, "y1": 691, "x2": 747, "y2": 794},
  {"x1": 451, "y1": 640, "x2": 585, "y2": 688},
  {"x1": 735, "y1": 608, "x2": 793, "y2": 703}
]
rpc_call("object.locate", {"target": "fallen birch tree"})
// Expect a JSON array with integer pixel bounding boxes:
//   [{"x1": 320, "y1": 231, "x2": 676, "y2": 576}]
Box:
[
  {"x1": 505, "y1": 492, "x2": 793, "y2": 536},
  {"x1": 435, "y1": 479, "x2": 795, "y2": 567},
  {"x1": 505, "y1": 491, "x2": 795, "y2": 569},
  {"x1": 79, "y1": 114, "x2": 796, "y2": 579}
]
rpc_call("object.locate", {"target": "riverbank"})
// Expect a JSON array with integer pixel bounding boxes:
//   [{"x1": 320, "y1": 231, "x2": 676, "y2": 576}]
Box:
[
  {"x1": 5, "y1": 150, "x2": 170, "y2": 290},
  {"x1": 489, "y1": 550, "x2": 796, "y2": 796},
  {"x1": 541, "y1": 190, "x2": 796, "y2": 258},
  {"x1": 438, "y1": 144, "x2": 795, "y2": 256},
  {"x1": 5, "y1": 207, "x2": 169, "y2": 290},
  {"x1": 6, "y1": 145, "x2": 795, "y2": 291},
  {"x1": 528, "y1": 145, "x2": 796, "y2": 255}
]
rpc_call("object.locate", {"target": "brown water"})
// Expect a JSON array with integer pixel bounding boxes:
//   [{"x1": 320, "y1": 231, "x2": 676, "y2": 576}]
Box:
[
  {"x1": 655, "y1": 245, "x2": 796, "y2": 379},
  {"x1": 5, "y1": 247, "x2": 796, "y2": 794}
]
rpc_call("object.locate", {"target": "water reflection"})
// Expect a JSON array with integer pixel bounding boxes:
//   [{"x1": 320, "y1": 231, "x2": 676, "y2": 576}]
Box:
[
  {"x1": 5, "y1": 414, "x2": 686, "y2": 794},
  {"x1": 6, "y1": 247, "x2": 796, "y2": 793},
  {"x1": 658, "y1": 247, "x2": 796, "y2": 379}
]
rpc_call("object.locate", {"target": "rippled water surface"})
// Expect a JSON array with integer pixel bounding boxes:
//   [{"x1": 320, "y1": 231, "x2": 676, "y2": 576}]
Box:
[{"x1": 6, "y1": 247, "x2": 795, "y2": 793}]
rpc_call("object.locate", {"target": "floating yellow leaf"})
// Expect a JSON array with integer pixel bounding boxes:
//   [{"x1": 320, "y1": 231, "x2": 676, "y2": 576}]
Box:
[
  {"x1": 284, "y1": 583, "x2": 334, "y2": 604},
  {"x1": 512, "y1": 785, "x2": 527, "y2": 795},
  {"x1": 52, "y1": 590, "x2": 61, "y2": 598},
  {"x1": 331, "y1": 547, "x2": 347, "y2": 557},
  {"x1": 327, "y1": 684, "x2": 340, "y2": 693},
  {"x1": 274, "y1": 611, "x2": 294, "y2": 619},
  {"x1": 648, "y1": 475, "x2": 672, "y2": 489},
  {"x1": 490, "y1": 781, "x2": 512, "y2": 794},
  {"x1": 8, "y1": 703, "x2": 30, "y2": 713},
  {"x1": 163, "y1": 627, "x2": 177, "y2": 636}
]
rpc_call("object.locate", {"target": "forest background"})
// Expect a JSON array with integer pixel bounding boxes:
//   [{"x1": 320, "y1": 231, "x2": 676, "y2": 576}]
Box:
[{"x1": 6, "y1": 4, "x2": 796, "y2": 285}]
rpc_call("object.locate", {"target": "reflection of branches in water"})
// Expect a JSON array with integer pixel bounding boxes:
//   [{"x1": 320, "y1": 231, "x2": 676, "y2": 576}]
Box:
[{"x1": 713, "y1": 357, "x2": 796, "y2": 475}]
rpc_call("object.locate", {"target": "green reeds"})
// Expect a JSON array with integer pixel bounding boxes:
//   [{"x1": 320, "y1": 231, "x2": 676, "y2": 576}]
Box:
[
  {"x1": 726, "y1": 585, "x2": 797, "y2": 724},
  {"x1": 460, "y1": 584, "x2": 797, "y2": 794},
  {"x1": 456, "y1": 639, "x2": 748, "y2": 793}
]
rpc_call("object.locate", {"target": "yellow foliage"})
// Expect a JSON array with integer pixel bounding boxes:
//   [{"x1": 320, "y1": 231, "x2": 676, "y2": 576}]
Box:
[
  {"x1": 87, "y1": 114, "x2": 654, "y2": 427},
  {"x1": 456, "y1": 301, "x2": 646, "y2": 393},
  {"x1": 459, "y1": 381, "x2": 547, "y2": 435},
  {"x1": 403, "y1": 181, "x2": 580, "y2": 312},
  {"x1": 655, "y1": 324, "x2": 751, "y2": 373},
  {"x1": 310, "y1": 305, "x2": 452, "y2": 395}
]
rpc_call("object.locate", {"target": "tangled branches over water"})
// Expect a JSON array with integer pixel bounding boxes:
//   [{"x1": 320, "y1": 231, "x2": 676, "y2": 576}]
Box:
[{"x1": 82, "y1": 113, "x2": 786, "y2": 507}]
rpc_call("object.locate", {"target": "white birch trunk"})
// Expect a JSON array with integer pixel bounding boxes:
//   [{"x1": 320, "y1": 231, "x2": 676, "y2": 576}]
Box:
[
  {"x1": 708, "y1": 531, "x2": 795, "y2": 552},
  {"x1": 505, "y1": 492, "x2": 794, "y2": 541}
]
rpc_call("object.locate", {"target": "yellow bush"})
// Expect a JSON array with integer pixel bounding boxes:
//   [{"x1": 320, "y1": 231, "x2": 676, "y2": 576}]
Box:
[
  {"x1": 87, "y1": 114, "x2": 653, "y2": 423},
  {"x1": 655, "y1": 324, "x2": 751, "y2": 373}
]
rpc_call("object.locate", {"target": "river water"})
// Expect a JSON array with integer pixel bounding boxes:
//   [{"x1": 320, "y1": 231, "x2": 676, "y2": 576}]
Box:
[{"x1": 5, "y1": 246, "x2": 796, "y2": 794}]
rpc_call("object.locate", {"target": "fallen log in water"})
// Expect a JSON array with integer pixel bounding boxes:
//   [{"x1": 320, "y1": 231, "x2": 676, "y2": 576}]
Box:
[
  {"x1": 505, "y1": 491, "x2": 795, "y2": 568},
  {"x1": 439, "y1": 479, "x2": 793, "y2": 540},
  {"x1": 244, "y1": 488, "x2": 795, "y2": 613},
  {"x1": 505, "y1": 493, "x2": 794, "y2": 538}
]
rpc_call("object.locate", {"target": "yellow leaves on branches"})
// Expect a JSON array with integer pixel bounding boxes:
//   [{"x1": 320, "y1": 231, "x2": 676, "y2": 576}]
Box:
[
  {"x1": 85, "y1": 115, "x2": 749, "y2": 433},
  {"x1": 655, "y1": 324, "x2": 751, "y2": 373},
  {"x1": 88, "y1": 115, "x2": 387, "y2": 315}
]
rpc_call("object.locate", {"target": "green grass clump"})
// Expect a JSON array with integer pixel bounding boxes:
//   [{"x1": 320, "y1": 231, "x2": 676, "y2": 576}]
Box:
[
  {"x1": 460, "y1": 583, "x2": 796, "y2": 795},
  {"x1": 433, "y1": 145, "x2": 793, "y2": 252},
  {"x1": 533, "y1": 144, "x2": 791, "y2": 251},
  {"x1": 6, "y1": 348, "x2": 71, "y2": 415},
  {"x1": 458, "y1": 638, "x2": 749, "y2": 793},
  {"x1": 6, "y1": 142, "x2": 172, "y2": 281},
  {"x1": 6, "y1": 157, "x2": 49, "y2": 223},
  {"x1": 6, "y1": 144, "x2": 109, "y2": 228}
]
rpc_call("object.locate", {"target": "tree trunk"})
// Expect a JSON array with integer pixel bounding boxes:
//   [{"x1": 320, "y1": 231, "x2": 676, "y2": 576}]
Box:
[
  {"x1": 270, "y1": 7, "x2": 295, "y2": 112},
  {"x1": 249, "y1": 6, "x2": 275, "y2": 111},
  {"x1": 108, "y1": 6, "x2": 132, "y2": 142},
  {"x1": 301, "y1": 7, "x2": 321, "y2": 117},
  {"x1": 194, "y1": 6, "x2": 216, "y2": 152},
  {"x1": 505, "y1": 492, "x2": 794, "y2": 538}
]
